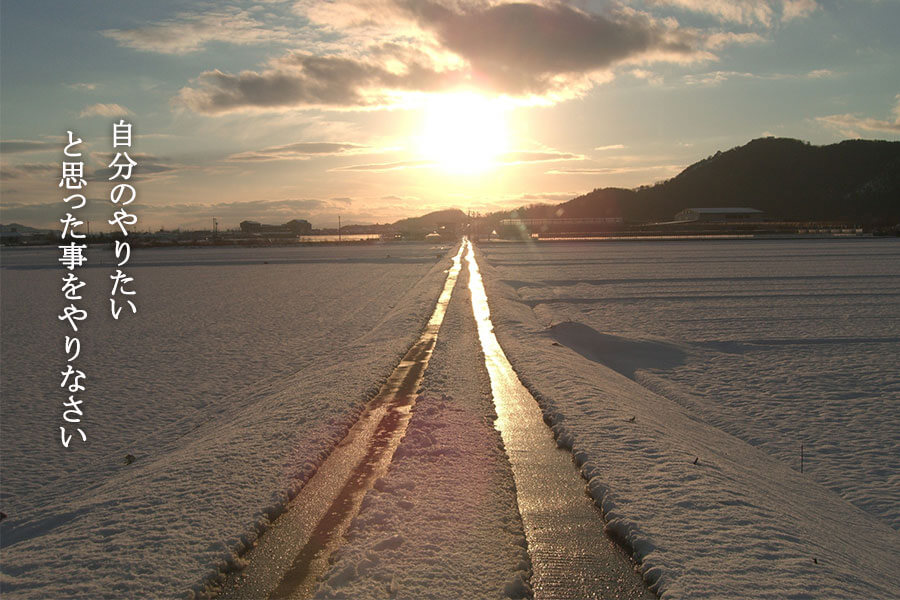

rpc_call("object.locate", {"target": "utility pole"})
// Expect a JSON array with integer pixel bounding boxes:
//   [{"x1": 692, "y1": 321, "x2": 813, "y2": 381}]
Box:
[
  {"x1": 338, "y1": 215, "x2": 342, "y2": 243},
  {"x1": 213, "y1": 217, "x2": 218, "y2": 240}
]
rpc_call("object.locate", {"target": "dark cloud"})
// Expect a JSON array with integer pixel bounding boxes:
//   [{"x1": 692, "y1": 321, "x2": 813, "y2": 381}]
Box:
[
  {"x1": 179, "y1": 53, "x2": 464, "y2": 113},
  {"x1": 401, "y1": 1, "x2": 696, "y2": 93},
  {"x1": 179, "y1": 2, "x2": 700, "y2": 113}
]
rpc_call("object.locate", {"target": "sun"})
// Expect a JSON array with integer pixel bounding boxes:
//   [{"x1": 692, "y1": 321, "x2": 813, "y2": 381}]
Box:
[{"x1": 418, "y1": 92, "x2": 509, "y2": 174}]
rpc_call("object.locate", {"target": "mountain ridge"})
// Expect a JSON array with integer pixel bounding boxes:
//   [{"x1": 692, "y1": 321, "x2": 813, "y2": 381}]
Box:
[{"x1": 490, "y1": 137, "x2": 900, "y2": 226}]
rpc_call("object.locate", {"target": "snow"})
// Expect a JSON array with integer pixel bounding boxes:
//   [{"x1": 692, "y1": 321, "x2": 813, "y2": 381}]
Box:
[
  {"x1": 313, "y1": 259, "x2": 531, "y2": 599},
  {"x1": 477, "y1": 238, "x2": 900, "y2": 599},
  {"x1": 0, "y1": 243, "x2": 454, "y2": 599},
  {"x1": 3, "y1": 237, "x2": 897, "y2": 598}
]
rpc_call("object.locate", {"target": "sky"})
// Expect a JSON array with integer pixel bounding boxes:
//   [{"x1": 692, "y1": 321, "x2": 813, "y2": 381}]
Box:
[{"x1": 1, "y1": 0, "x2": 898, "y2": 230}]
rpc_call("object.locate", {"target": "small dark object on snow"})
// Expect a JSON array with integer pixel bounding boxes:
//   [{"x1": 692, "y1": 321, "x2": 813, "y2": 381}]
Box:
[
  {"x1": 628, "y1": 416, "x2": 636, "y2": 422},
  {"x1": 0, "y1": 511, "x2": 7, "y2": 521},
  {"x1": 813, "y1": 558, "x2": 818, "y2": 564},
  {"x1": 124, "y1": 454, "x2": 136, "y2": 465},
  {"x1": 693, "y1": 457, "x2": 699, "y2": 465},
  {"x1": 551, "y1": 341, "x2": 561, "y2": 346}
]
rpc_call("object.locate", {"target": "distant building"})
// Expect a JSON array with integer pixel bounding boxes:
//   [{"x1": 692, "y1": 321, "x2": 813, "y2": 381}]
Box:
[
  {"x1": 674, "y1": 208, "x2": 763, "y2": 222},
  {"x1": 283, "y1": 219, "x2": 312, "y2": 235},
  {"x1": 240, "y1": 219, "x2": 312, "y2": 235},
  {"x1": 240, "y1": 220, "x2": 262, "y2": 233}
]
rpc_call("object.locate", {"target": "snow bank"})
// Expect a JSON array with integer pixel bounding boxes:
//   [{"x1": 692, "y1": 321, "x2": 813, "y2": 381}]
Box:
[{"x1": 477, "y1": 240, "x2": 900, "y2": 599}]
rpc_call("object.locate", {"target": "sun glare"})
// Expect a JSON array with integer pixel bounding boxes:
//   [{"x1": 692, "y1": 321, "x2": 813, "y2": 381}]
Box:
[{"x1": 418, "y1": 92, "x2": 509, "y2": 174}]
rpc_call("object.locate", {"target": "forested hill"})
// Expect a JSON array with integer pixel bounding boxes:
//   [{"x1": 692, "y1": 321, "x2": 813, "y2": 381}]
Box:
[{"x1": 509, "y1": 138, "x2": 900, "y2": 225}]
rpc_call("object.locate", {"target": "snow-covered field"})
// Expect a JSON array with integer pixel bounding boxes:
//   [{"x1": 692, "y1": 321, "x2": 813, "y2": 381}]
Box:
[
  {"x1": 478, "y1": 238, "x2": 900, "y2": 598},
  {"x1": 0, "y1": 243, "x2": 453, "y2": 599},
  {"x1": 3, "y1": 238, "x2": 898, "y2": 599}
]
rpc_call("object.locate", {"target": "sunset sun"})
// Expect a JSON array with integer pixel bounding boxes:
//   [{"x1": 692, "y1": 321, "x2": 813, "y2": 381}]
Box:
[{"x1": 418, "y1": 92, "x2": 509, "y2": 174}]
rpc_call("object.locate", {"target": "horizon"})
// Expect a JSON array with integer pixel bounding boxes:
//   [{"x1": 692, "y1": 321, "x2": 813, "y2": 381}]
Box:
[{"x1": 2, "y1": 1, "x2": 899, "y2": 231}]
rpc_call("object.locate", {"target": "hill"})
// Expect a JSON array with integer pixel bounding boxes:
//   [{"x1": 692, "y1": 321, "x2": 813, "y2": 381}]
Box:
[
  {"x1": 391, "y1": 208, "x2": 468, "y2": 231},
  {"x1": 494, "y1": 138, "x2": 900, "y2": 226}
]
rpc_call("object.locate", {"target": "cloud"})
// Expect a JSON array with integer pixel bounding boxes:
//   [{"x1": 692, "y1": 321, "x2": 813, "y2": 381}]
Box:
[
  {"x1": 806, "y1": 68, "x2": 835, "y2": 79},
  {"x1": 79, "y1": 103, "x2": 132, "y2": 118},
  {"x1": 683, "y1": 68, "x2": 836, "y2": 86},
  {"x1": 517, "y1": 192, "x2": 579, "y2": 203},
  {"x1": 334, "y1": 159, "x2": 433, "y2": 172},
  {"x1": 1, "y1": 153, "x2": 180, "y2": 184},
  {"x1": 547, "y1": 164, "x2": 683, "y2": 175},
  {"x1": 628, "y1": 68, "x2": 664, "y2": 85},
  {"x1": 816, "y1": 95, "x2": 900, "y2": 137},
  {"x1": 704, "y1": 32, "x2": 766, "y2": 50},
  {"x1": 0, "y1": 140, "x2": 58, "y2": 154},
  {"x1": 102, "y1": 9, "x2": 291, "y2": 54},
  {"x1": 177, "y1": 53, "x2": 465, "y2": 113},
  {"x1": 332, "y1": 148, "x2": 582, "y2": 171},
  {"x1": 227, "y1": 141, "x2": 368, "y2": 161},
  {"x1": 497, "y1": 151, "x2": 583, "y2": 164},
  {"x1": 782, "y1": 0, "x2": 819, "y2": 22},
  {"x1": 0, "y1": 162, "x2": 57, "y2": 180},
  {"x1": 67, "y1": 82, "x2": 97, "y2": 91},
  {"x1": 646, "y1": 0, "x2": 775, "y2": 26},
  {"x1": 179, "y1": 1, "x2": 705, "y2": 113},
  {"x1": 643, "y1": 0, "x2": 817, "y2": 26},
  {"x1": 90, "y1": 152, "x2": 182, "y2": 182},
  {"x1": 594, "y1": 144, "x2": 626, "y2": 151},
  {"x1": 400, "y1": 1, "x2": 702, "y2": 94}
]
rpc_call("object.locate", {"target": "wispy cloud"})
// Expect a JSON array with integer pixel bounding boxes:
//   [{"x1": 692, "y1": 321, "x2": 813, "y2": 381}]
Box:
[
  {"x1": 594, "y1": 144, "x2": 626, "y2": 151},
  {"x1": 102, "y1": 9, "x2": 291, "y2": 54},
  {"x1": 227, "y1": 141, "x2": 369, "y2": 161},
  {"x1": 0, "y1": 162, "x2": 58, "y2": 179},
  {"x1": 332, "y1": 149, "x2": 582, "y2": 172},
  {"x1": 683, "y1": 68, "x2": 836, "y2": 86},
  {"x1": 782, "y1": 0, "x2": 819, "y2": 22},
  {"x1": 497, "y1": 151, "x2": 583, "y2": 164},
  {"x1": 816, "y1": 95, "x2": 900, "y2": 137},
  {"x1": 704, "y1": 32, "x2": 766, "y2": 50},
  {"x1": 642, "y1": 0, "x2": 818, "y2": 26},
  {"x1": 547, "y1": 164, "x2": 683, "y2": 176},
  {"x1": 90, "y1": 152, "x2": 180, "y2": 181},
  {"x1": 79, "y1": 103, "x2": 132, "y2": 118},
  {"x1": 0, "y1": 140, "x2": 58, "y2": 154},
  {"x1": 334, "y1": 159, "x2": 433, "y2": 172}
]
